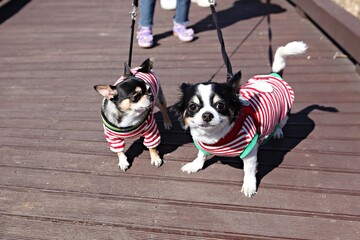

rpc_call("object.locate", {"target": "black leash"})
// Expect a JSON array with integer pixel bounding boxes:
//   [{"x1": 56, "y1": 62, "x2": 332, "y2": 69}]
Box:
[
  {"x1": 208, "y1": 0, "x2": 234, "y2": 82},
  {"x1": 128, "y1": 0, "x2": 138, "y2": 68}
]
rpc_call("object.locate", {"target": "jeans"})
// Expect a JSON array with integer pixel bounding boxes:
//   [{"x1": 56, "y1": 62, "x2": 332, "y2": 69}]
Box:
[{"x1": 139, "y1": 0, "x2": 191, "y2": 27}]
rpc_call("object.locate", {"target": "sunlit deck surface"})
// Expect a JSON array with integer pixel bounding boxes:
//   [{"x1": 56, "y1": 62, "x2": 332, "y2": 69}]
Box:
[{"x1": 1, "y1": 0, "x2": 359, "y2": 239}]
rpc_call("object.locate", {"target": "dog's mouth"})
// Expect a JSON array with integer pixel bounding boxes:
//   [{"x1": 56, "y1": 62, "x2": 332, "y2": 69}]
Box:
[
  {"x1": 134, "y1": 107, "x2": 150, "y2": 115},
  {"x1": 197, "y1": 119, "x2": 226, "y2": 129},
  {"x1": 135, "y1": 107, "x2": 148, "y2": 112},
  {"x1": 198, "y1": 122, "x2": 218, "y2": 129},
  {"x1": 199, "y1": 123, "x2": 212, "y2": 128}
]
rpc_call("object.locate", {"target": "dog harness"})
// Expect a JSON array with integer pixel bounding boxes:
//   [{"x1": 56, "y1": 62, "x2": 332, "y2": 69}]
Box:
[
  {"x1": 194, "y1": 73, "x2": 294, "y2": 158},
  {"x1": 102, "y1": 69, "x2": 161, "y2": 153}
]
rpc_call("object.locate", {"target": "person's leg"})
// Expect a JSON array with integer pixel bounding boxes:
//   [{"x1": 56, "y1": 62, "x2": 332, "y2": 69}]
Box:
[
  {"x1": 138, "y1": 0, "x2": 156, "y2": 48},
  {"x1": 139, "y1": 0, "x2": 156, "y2": 27},
  {"x1": 174, "y1": 0, "x2": 190, "y2": 25}
]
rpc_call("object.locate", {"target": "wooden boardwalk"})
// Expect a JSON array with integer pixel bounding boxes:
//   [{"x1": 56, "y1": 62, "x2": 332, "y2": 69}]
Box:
[{"x1": 1, "y1": 0, "x2": 359, "y2": 239}]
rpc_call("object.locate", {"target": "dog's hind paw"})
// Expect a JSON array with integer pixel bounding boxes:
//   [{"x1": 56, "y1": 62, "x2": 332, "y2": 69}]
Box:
[
  {"x1": 163, "y1": 121, "x2": 172, "y2": 130},
  {"x1": 273, "y1": 128, "x2": 284, "y2": 139}
]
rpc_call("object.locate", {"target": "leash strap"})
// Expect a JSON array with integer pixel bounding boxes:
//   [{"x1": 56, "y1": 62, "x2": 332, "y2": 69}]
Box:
[
  {"x1": 128, "y1": 0, "x2": 138, "y2": 68},
  {"x1": 209, "y1": 0, "x2": 234, "y2": 81}
]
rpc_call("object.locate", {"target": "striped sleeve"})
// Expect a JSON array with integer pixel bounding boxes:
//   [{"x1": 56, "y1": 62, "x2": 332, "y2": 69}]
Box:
[
  {"x1": 142, "y1": 114, "x2": 161, "y2": 149},
  {"x1": 103, "y1": 125, "x2": 125, "y2": 152}
]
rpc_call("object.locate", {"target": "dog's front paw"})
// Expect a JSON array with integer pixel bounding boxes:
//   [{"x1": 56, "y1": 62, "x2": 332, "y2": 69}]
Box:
[
  {"x1": 151, "y1": 157, "x2": 162, "y2": 168},
  {"x1": 118, "y1": 160, "x2": 130, "y2": 171},
  {"x1": 241, "y1": 178, "x2": 257, "y2": 197},
  {"x1": 149, "y1": 148, "x2": 162, "y2": 168},
  {"x1": 273, "y1": 128, "x2": 284, "y2": 139},
  {"x1": 181, "y1": 161, "x2": 203, "y2": 174},
  {"x1": 118, "y1": 153, "x2": 130, "y2": 171}
]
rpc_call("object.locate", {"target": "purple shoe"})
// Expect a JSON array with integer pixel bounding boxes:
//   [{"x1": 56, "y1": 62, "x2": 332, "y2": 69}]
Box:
[
  {"x1": 137, "y1": 27, "x2": 154, "y2": 48},
  {"x1": 173, "y1": 22, "x2": 194, "y2": 42}
]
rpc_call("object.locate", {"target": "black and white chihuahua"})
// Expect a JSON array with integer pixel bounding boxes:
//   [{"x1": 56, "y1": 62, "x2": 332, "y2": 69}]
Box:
[
  {"x1": 94, "y1": 58, "x2": 172, "y2": 171},
  {"x1": 172, "y1": 41, "x2": 307, "y2": 197}
]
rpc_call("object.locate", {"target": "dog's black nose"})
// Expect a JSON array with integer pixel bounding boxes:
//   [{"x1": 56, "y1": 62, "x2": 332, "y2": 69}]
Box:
[{"x1": 202, "y1": 112, "x2": 214, "y2": 122}]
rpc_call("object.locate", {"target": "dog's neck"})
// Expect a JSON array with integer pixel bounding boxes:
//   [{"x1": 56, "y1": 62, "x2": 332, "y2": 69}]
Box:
[
  {"x1": 190, "y1": 121, "x2": 234, "y2": 145},
  {"x1": 102, "y1": 99, "x2": 148, "y2": 128},
  {"x1": 117, "y1": 109, "x2": 148, "y2": 128}
]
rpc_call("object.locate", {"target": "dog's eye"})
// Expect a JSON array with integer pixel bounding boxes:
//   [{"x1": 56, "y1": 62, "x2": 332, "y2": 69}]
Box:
[
  {"x1": 215, "y1": 102, "x2": 226, "y2": 111},
  {"x1": 130, "y1": 93, "x2": 142, "y2": 102},
  {"x1": 188, "y1": 103, "x2": 199, "y2": 112},
  {"x1": 146, "y1": 87, "x2": 151, "y2": 94}
]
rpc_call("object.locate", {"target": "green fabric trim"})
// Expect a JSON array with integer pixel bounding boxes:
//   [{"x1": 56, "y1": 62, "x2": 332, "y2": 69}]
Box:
[
  {"x1": 194, "y1": 134, "x2": 260, "y2": 159},
  {"x1": 102, "y1": 116, "x2": 121, "y2": 132},
  {"x1": 239, "y1": 123, "x2": 280, "y2": 159},
  {"x1": 270, "y1": 72, "x2": 282, "y2": 79},
  {"x1": 194, "y1": 125, "x2": 280, "y2": 159},
  {"x1": 240, "y1": 133, "x2": 259, "y2": 159},
  {"x1": 101, "y1": 109, "x2": 150, "y2": 133},
  {"x1": 260, "y1": 125, "x2": 279, "y2": 146},
  {"x1": 194, "y1": 140, "x2": 211, "y2": 156}
]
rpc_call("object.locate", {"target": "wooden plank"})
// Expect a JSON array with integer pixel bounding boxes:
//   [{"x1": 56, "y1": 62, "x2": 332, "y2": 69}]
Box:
[
  {"x1": 0, "y1": 187, "x2": 359, "y2": 239},
  {"x1": 1, "y1": 153, "x2": 359, "y2": 195},
  {"x1": 1, "y1": 141, "x2": 360, "y2": 174},
  {"x1": 1, "y1": 215, "x2": 216, "y2": 240},
  {"x1": 1, "y1": 132, "x2": 360, "y2": 158}
]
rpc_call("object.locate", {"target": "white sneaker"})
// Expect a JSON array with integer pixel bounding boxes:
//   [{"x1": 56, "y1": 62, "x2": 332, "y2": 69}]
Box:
[
  {"x1": 173, "y1": 21, "x2": 194, "y2": 42},
  {"x1": 160, "y1": 0, "x2": 176, "y2": 10},
  {"x1": 192, "y1": 0, "x2": 216, "y2": 7}
]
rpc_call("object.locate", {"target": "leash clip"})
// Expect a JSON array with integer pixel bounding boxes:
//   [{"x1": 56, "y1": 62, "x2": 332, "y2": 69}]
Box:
[
  {"x1": 130, "y1": 4, "x2": 137, "y2": 20},
  {"x1": 208, "y1": 0, "x2": 216, "y2": 5}
]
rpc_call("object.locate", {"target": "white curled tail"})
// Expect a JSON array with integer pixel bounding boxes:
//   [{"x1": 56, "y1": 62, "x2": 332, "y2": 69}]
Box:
[{"x1": 272, "y1": 41, "x2": 308, "y2": 73}]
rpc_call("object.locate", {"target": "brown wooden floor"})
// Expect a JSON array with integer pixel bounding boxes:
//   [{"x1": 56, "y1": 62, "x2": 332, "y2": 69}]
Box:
[{"x1": 1, "y1": 0, "x2": 360, "y2": 239}]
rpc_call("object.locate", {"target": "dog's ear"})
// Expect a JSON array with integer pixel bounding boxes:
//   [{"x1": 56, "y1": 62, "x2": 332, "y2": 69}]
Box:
[
  {"x1": 228, "y1": 70, "x2": 242, "y2": 93},
  {"x1": 179, "y1": 82, "x2": 192, "y2": 92},
  {"x1": 171, "y1": 83, "x2": 192, "y2": 116},
  {"x1": 123, "y1": 62, "x2": 134, "y2": 78},
  {"x1": 94, "y1": 85, "x2": 118, "y2": 99},
  {"x1": 171, "y1": 99, "x2": 186, "y2": 128},
  {"x1": 138, "y1": 58, "x2": 153, "y2": 73}
]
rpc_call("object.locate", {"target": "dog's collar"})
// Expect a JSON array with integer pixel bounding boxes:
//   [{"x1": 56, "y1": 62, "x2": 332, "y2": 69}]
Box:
[
  {"x1": 101, "y1": 109, "x2": 150, "y2": 133},
  {"x1": 206, "y1": 106, "x2": 255, "y2": 147}
]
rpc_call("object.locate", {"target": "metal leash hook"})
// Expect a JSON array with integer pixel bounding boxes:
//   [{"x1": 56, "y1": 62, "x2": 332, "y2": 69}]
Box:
[
  {"x1": 128, "y1": 0, "x2": 139, "y2": 68},
  {"x1": 130, "y1": 2, "x2": 137, "y2": 20}
]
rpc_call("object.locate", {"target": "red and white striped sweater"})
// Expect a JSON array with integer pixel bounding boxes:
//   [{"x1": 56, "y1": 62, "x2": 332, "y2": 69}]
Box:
[
  {"x1": 102, "y1": 69, "x2": 161, "y2": 153},
  {"x1": 194, "y1": 73, "x2": 294, "y2": 158}
]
